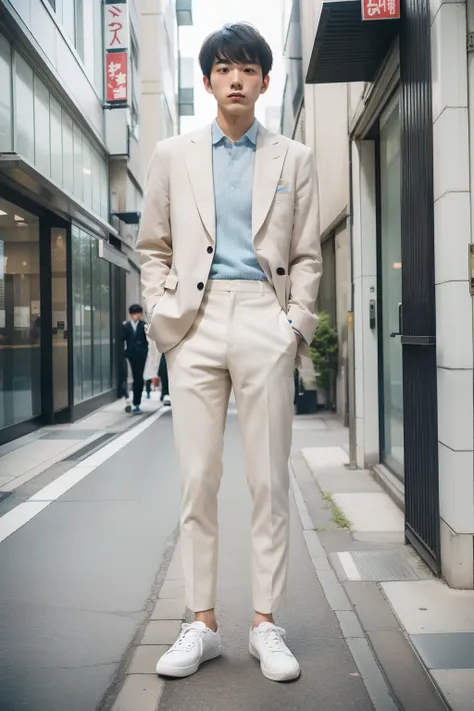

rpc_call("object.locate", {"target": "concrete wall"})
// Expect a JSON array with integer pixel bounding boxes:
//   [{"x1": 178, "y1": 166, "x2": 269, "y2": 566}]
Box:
[
  {"x1": 431, "y1": 0, "x2": 474, "y2": 588},
  {"x1": 4, "y1": 0, "x2": 105, "y2": 139},
  {"x1": 140, "y1": 0, "x2": 178, "y2": 172}
]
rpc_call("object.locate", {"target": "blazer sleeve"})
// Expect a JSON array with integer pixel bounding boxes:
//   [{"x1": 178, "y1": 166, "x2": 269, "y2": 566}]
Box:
[
  {"x1": 135, "y1": 141, "x2": 172, "y2": 318},
  {"x1": 286, "y1": 147, "x2": 322, "y2": 346}
]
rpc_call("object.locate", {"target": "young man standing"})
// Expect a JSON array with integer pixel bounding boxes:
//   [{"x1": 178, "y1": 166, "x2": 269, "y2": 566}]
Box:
[
  {"x1": 136, "y1": 23, "x2": 321, "y2": 682},
  {"x1": 122, "y1": 304, "x2": 149, "y2": 414}
]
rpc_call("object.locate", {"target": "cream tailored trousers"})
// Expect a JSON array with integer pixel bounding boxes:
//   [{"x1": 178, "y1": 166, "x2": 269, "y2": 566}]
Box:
[{"x1": 165, "y1": 280, "x2": 297, "y2": 614}]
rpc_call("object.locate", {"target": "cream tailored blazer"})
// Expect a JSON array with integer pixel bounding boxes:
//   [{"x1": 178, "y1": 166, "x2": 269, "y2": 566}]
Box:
[{"x1": 135, "y1": 123, "x2": 322, "y2": 361}]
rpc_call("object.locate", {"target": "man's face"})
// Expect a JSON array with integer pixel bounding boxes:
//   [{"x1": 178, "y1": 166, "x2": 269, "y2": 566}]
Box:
[
  {"x1": 203, "y1": 58, "x2": 269, "y2": 114},
  {"x1": 130, "y1": 312, "x2": 142, "y2": 322}
]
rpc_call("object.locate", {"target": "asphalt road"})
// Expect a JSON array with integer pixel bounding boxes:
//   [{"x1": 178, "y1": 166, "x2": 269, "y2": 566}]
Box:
[{"x1": 0, "y1": 411, "x2": 180, "y2": 711}]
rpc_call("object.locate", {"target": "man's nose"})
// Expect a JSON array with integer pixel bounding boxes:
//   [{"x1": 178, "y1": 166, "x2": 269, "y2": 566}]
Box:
[{"x1": 230, "y1": 70, "x2": 243, "y2": 87}]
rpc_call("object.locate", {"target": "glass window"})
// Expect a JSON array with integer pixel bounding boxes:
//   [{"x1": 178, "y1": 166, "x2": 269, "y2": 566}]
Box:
[
  {"x1": 75, "y1": 0, "x2": 85, "y2": 61},
  {"x1": 51, "y1": 227, "x2": 68, "y2": 412},
  {"x1": 34, "y1": 76, "x2": 51, "y2": 177},
  {"x1": 82, "y1": 136, "x2": 92, "y2": 209},
  {"x1": 71, "y1": 225, "x2": 83, "y2": 403},
  {"x1": 0, "y1": 33, "x2": 12, "y2": 152},
  {"x1": 63, "y1": 0, "x2": 76, "y2": 46},
  {"x1": 73, "y1": 122, "x2": 83, "y2": 202},
  {"x1": 72, "y1": 225, "x2": 111, "y2": 403},
  {"x1": 379, "y1": 100, "x2": 404, "y2": 478},
  {"x1": 91, "y1": 147, "x2": 101, "y2": 216},
  {"x1": 100, "y1": 259, "x2": 111, "y2": 390},
  {"x1": 62, "y1": 112, "x2": 73, "y2": 194},
  {"x1": 91, "y1": 237, "x2": 102, "y2": 395},
  {"x1": 50, "y1": 95, "x2": 63, "y2": 185},
  {"x1": 80, "y1": 229, "x2": 92, "y2": 399},
  {"x1": 0, "y1": 198, "x2": 41, "y2": 429},
  {"x1": 15, "y1": 53, "x2": 34, "y2": 163},
  {"x1": 100, "y1": 158, "x2": 108, "y2": 220}
]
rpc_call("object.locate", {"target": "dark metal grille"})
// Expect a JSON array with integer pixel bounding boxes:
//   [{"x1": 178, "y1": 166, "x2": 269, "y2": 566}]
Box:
[{"x1": 400, "y1": 0, "x2": 440, "y2": 572}]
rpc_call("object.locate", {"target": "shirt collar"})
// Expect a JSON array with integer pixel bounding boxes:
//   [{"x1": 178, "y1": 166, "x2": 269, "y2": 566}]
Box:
[{"x1": 212, "y1": 119, "x2": 259, "y2": 146}]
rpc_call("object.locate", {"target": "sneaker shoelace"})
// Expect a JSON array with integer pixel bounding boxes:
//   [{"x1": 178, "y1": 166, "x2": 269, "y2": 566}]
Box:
[
  {"x1": 171, "y1": 622, "x2": 204, "y2": 653},
  {"x1": 260, "y1": 625, "x2": 287, "y2": 652}
]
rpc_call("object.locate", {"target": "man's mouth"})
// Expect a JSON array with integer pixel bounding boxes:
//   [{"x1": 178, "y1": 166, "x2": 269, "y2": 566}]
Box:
[{"x1": 228, "y1": 93, "x2": 245, "y2": 99}]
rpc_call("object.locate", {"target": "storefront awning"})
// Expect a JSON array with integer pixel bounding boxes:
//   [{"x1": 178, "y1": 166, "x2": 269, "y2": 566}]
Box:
[
  {"x1": 0, "y1": 153, "x2": 120, "y2": 242},
  {"x1": 306, "y1": 0, "x2": 399, "y2": 84}
]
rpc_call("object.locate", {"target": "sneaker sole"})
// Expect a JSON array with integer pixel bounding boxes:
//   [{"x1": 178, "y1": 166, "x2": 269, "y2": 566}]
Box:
[
  {"x1": 156, "y1": 647, "x2": 223, "y2": 679},
  {"x1": 249, "y1": 644, "x2": 301, "y2": 682}
]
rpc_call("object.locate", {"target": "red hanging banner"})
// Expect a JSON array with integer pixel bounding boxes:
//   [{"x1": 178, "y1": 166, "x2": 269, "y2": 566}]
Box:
[
  {"x1": 104, "y1": 1, "x2": 129, "y2": 106},
  {"x1": 106, "y1": 52, "x2": 128, "y2": 103},
  {"x1": 362, "y1": 0, "x2": 400, "y2": 20}
]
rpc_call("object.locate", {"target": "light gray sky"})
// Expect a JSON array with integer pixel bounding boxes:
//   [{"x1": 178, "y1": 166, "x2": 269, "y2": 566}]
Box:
[{"x1": 179, "y1": 0, "x2": 285, "y2": 132}]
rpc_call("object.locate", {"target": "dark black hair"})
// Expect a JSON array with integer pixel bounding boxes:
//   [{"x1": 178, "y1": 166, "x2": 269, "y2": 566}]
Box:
[
  {"x1": 199, "y1": 23, "x2": 273, "y2": 80},
  {"x1": 129, "y1": 304, "x2": 143, "y2": 314}
]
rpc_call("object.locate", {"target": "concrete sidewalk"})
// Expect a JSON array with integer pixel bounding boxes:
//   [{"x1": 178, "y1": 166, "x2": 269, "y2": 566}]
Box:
[
  {"x1": 109, "y1": 413, "x2": 449, "y2": 711},
  {"x1": 0, "y1": 392, "x2": 163, "y2": 497}
]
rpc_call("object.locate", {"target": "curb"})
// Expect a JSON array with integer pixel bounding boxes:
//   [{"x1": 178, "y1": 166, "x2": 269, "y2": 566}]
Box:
[{"x1": 111, "y1": 543, "x2": 186, "y2": 711}]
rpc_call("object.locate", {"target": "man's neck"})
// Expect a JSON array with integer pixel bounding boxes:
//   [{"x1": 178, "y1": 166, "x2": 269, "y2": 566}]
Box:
[{"x1": 215, "y1": 108, "x2": 256, "y2": 143}]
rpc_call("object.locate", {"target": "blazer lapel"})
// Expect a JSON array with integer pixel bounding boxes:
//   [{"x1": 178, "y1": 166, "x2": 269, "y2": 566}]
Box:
[
  {"x1": 184, "y1": 126, "x2": 215, "y2": 242},
  {"x1": 252, "y1": 127, "x2": 288, "y2": 241}
]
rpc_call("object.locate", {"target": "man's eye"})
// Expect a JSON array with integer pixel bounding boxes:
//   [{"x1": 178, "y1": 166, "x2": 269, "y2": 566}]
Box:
[{"x1": 245, "y1": 68, "x2": 255, "y2": 73}]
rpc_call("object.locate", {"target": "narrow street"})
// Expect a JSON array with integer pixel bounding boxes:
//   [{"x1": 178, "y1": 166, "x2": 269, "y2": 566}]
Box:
[
  {"x1": 0, "y1": 408, "x2": 180, "y2": 711},
  {"x1": 0, "y1": 405, "x2": 452, "y2": 711}
]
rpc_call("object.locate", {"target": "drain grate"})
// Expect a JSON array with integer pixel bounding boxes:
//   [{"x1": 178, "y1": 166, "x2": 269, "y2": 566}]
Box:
[
  {"x1": 62, "y1": 433, "x2": 115, "y2": 461},
  {"x1": 343, "y1": 550, "x2": 421, "y2": 581}
]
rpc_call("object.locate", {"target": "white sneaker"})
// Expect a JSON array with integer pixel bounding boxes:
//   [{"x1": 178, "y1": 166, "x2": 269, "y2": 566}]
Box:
[
  {"x1": 249, "y1": 622, "x2": 300, "y2": 682},
  {"x1": 156, "y1": 621, "x2": 222, "y2": 678},
  {"x1": 163, "y1": 395, "x2": 171, "y2": 406}
]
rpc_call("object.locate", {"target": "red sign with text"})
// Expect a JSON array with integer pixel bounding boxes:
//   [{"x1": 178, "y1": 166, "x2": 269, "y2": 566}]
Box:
[
  {"x1": 362, "y1": 0, "x2": 400, "y2": 20},
  {"x1": 106, "y1": 52, "x2": 128, "y2": 103}
]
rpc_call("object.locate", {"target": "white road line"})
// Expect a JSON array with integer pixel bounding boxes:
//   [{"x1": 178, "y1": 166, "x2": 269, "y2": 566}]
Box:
[
  {"x1": 0, "y1": 408, "x2": 168, "y2": 546},
  {"x1": 338, "y1": 551, "x2": 362, "y2": 581}
]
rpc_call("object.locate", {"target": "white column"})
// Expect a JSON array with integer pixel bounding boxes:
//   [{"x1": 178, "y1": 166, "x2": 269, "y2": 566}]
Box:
[
  {"x1": 431, "y1": 0, "x2": 474, "y2": 587},
  {"x1": 352, "y1": 141, "x2": 380, "y2": 469}
]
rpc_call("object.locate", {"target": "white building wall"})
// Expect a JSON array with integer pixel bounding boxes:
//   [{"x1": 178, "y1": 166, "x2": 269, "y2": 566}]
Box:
[
  {"x1": 431, "y1": 0, "x2": 474, "y2": 587},
  {"x1": 140, "y1": 0, "x2": 178, "y2": 175}
]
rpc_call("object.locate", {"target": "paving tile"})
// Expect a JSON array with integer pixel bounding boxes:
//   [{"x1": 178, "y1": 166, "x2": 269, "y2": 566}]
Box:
[
  {"x1": 335, "y1": 610, "x2": 364, "y2": 638},
  {"x1": 332, "y1": 493, "x2": 404, "y2": 533},
  {"x1": 382, "y1": 580, "x2": 474, "y2": 634},
  {"x1": 316, "y1": 569, "x2": 352, "y2": 611},
  {"x1": 111, "y1": 673, "x2": 164, "y2": 711},
  {"x1": 346, "y1": 638, "x2": 398, "y2": 711},
  {"x1": 151, "y1": 598, "x2": 186, "y2": 620},
  {"x1": 128, "y1": 645, "x2": 169, "y2": 674},
  {"x1": 344, "y1": 581, "x2": 400, "y2": 632},
  {"x1": 431, "y1": 669, "x2": 474, "y2": 711},
  {"x1": 302, "y1": 446, "x2": 349, "y2": 469},
  {"x1": 411, "y1": 632, "x2": 474, "y2": 670},
  {"x1": 312, "y1": 469, "x2": 381, "y2": 494},
  {"x1": 141, "y1": 620, "x2": 182, "y2": 645},
  {"x1": 159, "y1": 580, "x2": 185, "y2": 599},
  {"x1": 367, "y1": 630, "x2": 448, "y2": 711}
]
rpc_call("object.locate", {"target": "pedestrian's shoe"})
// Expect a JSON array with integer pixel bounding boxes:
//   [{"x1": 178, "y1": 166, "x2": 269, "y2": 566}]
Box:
[
  {"x1": 147, "y1": 392, "x2": 151, "y2": 399},
  {"x1": 156, "y1": 621, "x2": 222, "y2": 678},
  {"x1": 132, "y1": 406, "x2": 141, "y2": 414},
  {"x1": 163, "y1": 395, "x2": 171, "y2": 407},
  {"x1": 124, "y1": 399, "x2": 132, "y2": 413},
  {"x1": 249, "y1": 622, "x2": 300, "y2": 682}
]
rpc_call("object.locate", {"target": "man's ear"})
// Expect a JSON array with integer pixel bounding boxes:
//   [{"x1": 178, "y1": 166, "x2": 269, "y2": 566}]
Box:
[
  {"x1": 203, "y1": 76, "x2": 213, "y2": 95},
  {"x1": 260, "y1": 74, "x2": 270, "y2": 96}
]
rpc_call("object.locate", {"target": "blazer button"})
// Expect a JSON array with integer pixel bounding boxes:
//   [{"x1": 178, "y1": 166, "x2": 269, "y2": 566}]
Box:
[
  {"x1": 197, "y1": 282, "x2": 204, "y2": 291},
  {"x1": 276, "y1": 267, "x2": 286, "y2": 276},
  {"x1": 207, "y1": 246, "x2": 213, "y2": 254}
]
